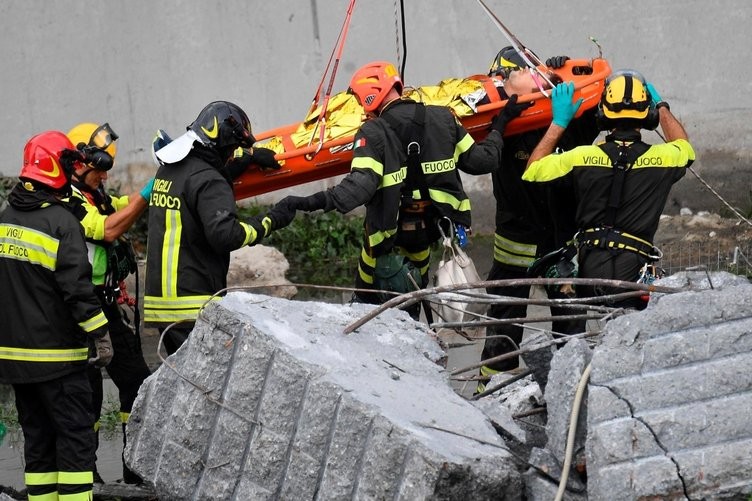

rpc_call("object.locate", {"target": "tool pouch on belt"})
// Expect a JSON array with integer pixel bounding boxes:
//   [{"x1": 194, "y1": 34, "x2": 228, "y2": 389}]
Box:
[
  {"x1": 394, "y1": 199, "x2": 440, "y2": 251},
  {"x1": 528, "y1": 244, "x2": 578, "y2": 297}
]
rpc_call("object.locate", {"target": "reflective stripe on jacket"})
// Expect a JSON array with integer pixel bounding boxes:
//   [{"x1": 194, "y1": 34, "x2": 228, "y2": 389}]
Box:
[
  {"x1": 72, "y1": 185, "x2": 129, "y2": 285},
  {"x1": 492, "y1": 109, "x2": 599, "y2": 266},
  {"x1": 524, "y1": 137, "x2": 695, "y2": 243},
  {"x1": 0, "y1": 194, "x2": 107, "y2": 384},
  {"x1": 328, "y1": 99, "x2": 503, "y2": 254},
  {"x1": 144, "y1": 151, "x2": 260, "y2": 327}
]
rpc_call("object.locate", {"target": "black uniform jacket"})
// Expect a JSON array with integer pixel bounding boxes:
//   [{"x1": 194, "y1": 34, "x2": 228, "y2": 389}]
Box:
[
  {"x1": 0, "y1": 183, "x2": 107, "y2": 384},
  {"x1": 325, "y1": 98, "x2": 503, "y2": 253},
  {"x1": 144, "y1": 147, "x2": 259, "y2": 327}
]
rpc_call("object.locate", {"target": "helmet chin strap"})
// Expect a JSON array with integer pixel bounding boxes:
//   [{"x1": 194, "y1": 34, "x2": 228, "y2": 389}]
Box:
[{"x1": 73, "y1": 167, "x2": 97, "y2": 189}]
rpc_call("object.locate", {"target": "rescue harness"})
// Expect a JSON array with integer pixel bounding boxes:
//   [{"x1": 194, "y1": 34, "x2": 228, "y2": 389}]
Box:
[
  {"x1": 577, "y1": 140, "x2": 662, "y2": 261},
  {"x1": 381, "y1": 102, "x2": 436, "y2": 236}
]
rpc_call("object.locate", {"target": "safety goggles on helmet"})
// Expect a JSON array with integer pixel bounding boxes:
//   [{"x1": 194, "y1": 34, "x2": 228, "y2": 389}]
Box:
[
  {"x1": 491, "y1": 65, "x2": 518, "y2": 79},
  {"x1": 88, "y1": 123, "x2": 119, "y2": 151}
]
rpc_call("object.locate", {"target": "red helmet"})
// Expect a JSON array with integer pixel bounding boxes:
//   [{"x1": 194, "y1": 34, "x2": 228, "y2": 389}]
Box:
[
  {"x1": 348, "y1": 61, "x2": 403, "y2": 113},
  {"x1": 20, "y1": 131, "x2": 78, "y2": 191}
]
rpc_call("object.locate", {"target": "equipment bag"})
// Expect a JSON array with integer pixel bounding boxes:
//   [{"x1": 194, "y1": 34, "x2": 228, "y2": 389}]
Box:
[
  {"x1": 373, "y1": 253, "x2": 422, "y2": 304},
  {"x1": 431, "y1": 218, "x2": 484, "y2": 323}
]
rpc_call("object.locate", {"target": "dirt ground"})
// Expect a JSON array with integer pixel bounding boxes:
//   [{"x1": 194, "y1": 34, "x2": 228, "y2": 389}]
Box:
[{"x1": 655, "y1": 211, "x2": 752, "y2": 247}]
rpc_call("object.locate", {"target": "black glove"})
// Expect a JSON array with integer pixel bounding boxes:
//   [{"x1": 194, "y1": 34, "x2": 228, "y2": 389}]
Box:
[
  {"x1": 266, "y1": 200, "x2": 297, "y2": 231},
  {"x1": 89, "y1": 332, "x2": 113, "y2": 368},
  {"x1": 246, "y1": 216, "x2": 269, "y2": 244},
  {"x1": 225, "y1": 147, "x2": 254, "y2": 180},
  {"x1": 491, "y1": 94, "x2": 534, "y2": 135},
  {"x1": 251, "y1": 147, "x2": 281, "y2": 171},
  {"x1": 545, "y1": 55, "x2": 570, "y2": 69},
  {"x1": 279, "y1": 192, "x2": 329, "y2": 213}
]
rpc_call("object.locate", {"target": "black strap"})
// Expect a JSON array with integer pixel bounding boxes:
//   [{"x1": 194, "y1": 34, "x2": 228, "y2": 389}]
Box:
[
  {"x1": 381, "y1": 103, "x2": 428, "y2": 199},
  {"x1": 598, "y1": 140, "x2": 650, "y2": 227},
  {"x1": 578, "y1": 227, "x2": 659, "y2": 259}
]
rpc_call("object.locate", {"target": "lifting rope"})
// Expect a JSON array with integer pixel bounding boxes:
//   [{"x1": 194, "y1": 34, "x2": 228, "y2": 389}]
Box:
[
  {"x1": 305, "y1": 0, "x2": 357, "y2": 158},
  {"x1": 687, "y1": 166, "x2": 752, "y2": 228},
  {"x1": 394, "y1": 0, "x2": 408, "y2": 80},
  {"x1": 475, "y1": 0, "x2": 554, "y2": 96},
  {"x1": 653, "y1": 130, "x2": 752, "y2": 228}
]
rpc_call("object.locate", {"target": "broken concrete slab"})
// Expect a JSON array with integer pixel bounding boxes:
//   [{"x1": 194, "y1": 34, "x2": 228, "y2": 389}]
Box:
[
  {"x1": 483, "y1": 374, "x2": 547, "y2": 451},
  {"x1": 587, "y1": 272, "x2": 752, "y2": 500},
  {"x1": 524, "y1": 447, "x2": 587, "y2": 500},
  {"x1": 126, "y1": 293, "x2": 522, "y2": 500},
  {"x1": 472, "y1": 398, "x2": 526, "y2": 445},
  {"x1": 544, "y1": 338, "x2": 592, "y2": 466},
  {"x1": 519, "y1": 332, "x2": 556, "y2": 393},
  {"x1": 522, "y1": 338, "x2": 592, "y2": 499}
]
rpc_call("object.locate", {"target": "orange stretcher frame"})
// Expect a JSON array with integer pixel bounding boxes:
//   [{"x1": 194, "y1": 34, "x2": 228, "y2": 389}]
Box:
[{"x1": 233, "y1": 58, "x2": 611, "y2": 200}]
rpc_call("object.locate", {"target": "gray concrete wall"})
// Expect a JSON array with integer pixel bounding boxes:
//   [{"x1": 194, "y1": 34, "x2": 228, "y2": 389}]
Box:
[{"x1": 2, "y1": 0, "x2": 750, "y2": 217}]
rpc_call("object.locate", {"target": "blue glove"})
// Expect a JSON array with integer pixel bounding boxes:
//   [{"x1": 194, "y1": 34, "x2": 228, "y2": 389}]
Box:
[
  {"x1": 140, "y1": 178, "x2": 155, "y2": 201},
  {"x1": 645, "y1": 82, "x2": 662, "y2": 106},
  {"x1": 551, "y1": 82, "x2": 583, "y2": 128}
]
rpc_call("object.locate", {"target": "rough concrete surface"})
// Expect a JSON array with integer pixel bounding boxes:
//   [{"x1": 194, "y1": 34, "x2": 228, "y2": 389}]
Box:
[
  {"x1": 587, "y1": 272, "x2": 752, "y2": 500},
  {"x1": 126, "y1": 293, "x2": 522, "y2": 500}
]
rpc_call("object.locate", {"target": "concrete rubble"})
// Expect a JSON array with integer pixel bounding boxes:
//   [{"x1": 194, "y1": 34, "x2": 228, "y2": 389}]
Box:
[
  {"x1": 587, "y1": 271, "x2": 752, "y2": 500},
  {"x1": 125, "y1": 293, "x2": 522, "y2": 500},
  {"x1": 123, "y1": 271, "x2": 752, "y2": 500}
]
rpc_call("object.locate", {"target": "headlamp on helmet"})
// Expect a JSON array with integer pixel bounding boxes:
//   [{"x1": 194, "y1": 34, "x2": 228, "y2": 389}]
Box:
[{"x1": 67, "y1": 122, "x2": 119, "y2": 171}]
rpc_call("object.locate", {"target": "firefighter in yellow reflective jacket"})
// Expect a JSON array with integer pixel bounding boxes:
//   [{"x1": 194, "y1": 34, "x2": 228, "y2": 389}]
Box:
[
  {"x1": 67, "y1": 122, "x2": 153, "y2": 484},
  {"x1": 524, "y1": 70, "x2": 695, "y2": 308},
  {"x1": 0, "y1": 131, "x2": 112, "y2": 501},
  {"x1": 274, "y1": 61, "x2": 522, "y2": 308},
  {"x1": 145, "y1": 101, "x2": 291, "y2": 354}
]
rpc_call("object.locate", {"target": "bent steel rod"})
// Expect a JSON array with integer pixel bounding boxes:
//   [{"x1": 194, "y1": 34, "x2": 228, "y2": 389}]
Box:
[
  {"x1": 449, "y1": 330, "x2": 602, "y2": 377},
  {"x1": 344, "y1": 277, "x2": 680, "y2": 333}
]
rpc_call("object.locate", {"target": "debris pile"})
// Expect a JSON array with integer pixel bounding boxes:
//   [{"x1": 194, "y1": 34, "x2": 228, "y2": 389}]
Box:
[
  {"x1": 126, "y1": 294, "x2": 522, "y2": 500},
  {"x1": 124, "y1": 271, "x2": 752, "y2": 500}
]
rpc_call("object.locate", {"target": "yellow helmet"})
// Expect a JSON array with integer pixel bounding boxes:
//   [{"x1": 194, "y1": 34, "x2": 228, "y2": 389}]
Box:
[
  {"x1": 67, "y1": 122, "x2": 118, "y2": 161},
  {"x1": 600, "y1": 70, "x2": 652, "y2": 120},
  {"x1": 596, "y1": 70, "x2": 659, "y2": 130}
]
